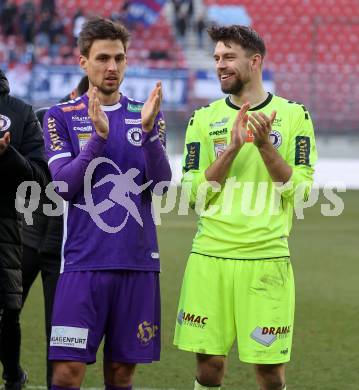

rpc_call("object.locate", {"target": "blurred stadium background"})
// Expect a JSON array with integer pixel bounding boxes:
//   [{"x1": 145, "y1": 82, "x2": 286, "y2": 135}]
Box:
[{"x1": 1, "y1": 0, "x2": 358, "y2": 388}]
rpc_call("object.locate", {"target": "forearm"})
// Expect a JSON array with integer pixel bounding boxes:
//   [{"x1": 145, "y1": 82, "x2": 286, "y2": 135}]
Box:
[
  {"x1": 258, "y1": 143, "x2": 292, "y2": 183},
  {"x1": 142, "y1": 132, "x2": 172, "y2": 193},
  {"x1": 49, "y1": 132, "x2": 106, "y2": 200},
  {"x1": 205, "y1": 146, "x2": 238, "y2": 185}
]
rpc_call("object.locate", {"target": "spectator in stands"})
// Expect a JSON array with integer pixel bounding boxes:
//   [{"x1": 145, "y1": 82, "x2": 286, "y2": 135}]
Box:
[
  {"x1": 19, "y1": 6, "x2": 36, "y2": 45},
  {"x1": 36, "y1": 9, "x2": 52, "y2": 48},
  {"x1": 0, "y1": 68, "x2": 48, "y2": 390},
  {"x1": 72, "y1": 9, "x2": 86, "y2": 47},
  {"x1": 195, "y1": 11, "x2": 207, "y2": 49},
  {"x1": 19, "y1": 76, "x2": 89, "y2": 390},
  {"x1": 0, "y1": 0, "x2": 18, "y2": 37},
  {"x1": 41, "y1": 0, "x2": 55, "y2": 14},
  {"x1": 175, "y1": 5, "x2": 188, "y2": 47}
]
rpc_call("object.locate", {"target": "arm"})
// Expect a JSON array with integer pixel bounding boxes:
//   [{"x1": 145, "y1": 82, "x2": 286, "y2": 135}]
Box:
[
  {"x1": 0, "y1": 106, "x2": 49, "y2": 189},
  {"x1": 44, "y1": 91, "x2": 108, "y2": 201},
  {"x1": 204, "y1": 103, "x2": 250, "y2": 184},
  {"x1": 142, "y1": 112, "x2": 172, "y2": 190},
  {"x1": 181, "y1": 105, "x2": 250, "y2": 209},
  {"x1": 141, "y1": 82, "x2": 172, "y2": 193},
  {"x1": 249, "y1": 105, "x2": 317, "y2": 202}
]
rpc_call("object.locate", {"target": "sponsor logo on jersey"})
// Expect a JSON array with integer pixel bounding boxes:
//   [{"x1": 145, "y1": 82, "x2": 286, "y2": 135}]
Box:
[
  {"x1": 246, "y1": 129, "x2": 254, "y2": 142},
  {"x1": 50, "y1": 326, "x2": 88, "y2": 349},
  {"x1": 157, "y1": 118, "x2": 166, "y2": 145},
  {"x1": 213, "y1": 137, "x2": 227, "y2": 158},
  {"x1": 127, "y1": 103, "x2": 143, "y2": 112},
  {"x1": 74, "y1": 125, "x2": 93, "y2": 132},
  {"x1": 137, "y1": 321, "x2": 158, "y2": 345},
  {"x1": 209, "y1": 128, "x2": 227, "y2": 137},
  {"x1": 0, "y1": 114, "x2": 11, "y2": 132},
  {"x1": 125, "y1": 118, "x2": 142, "y2": 125},
  {"x1": 209, "y1": 117, "x2": 229, "y2": 128},
  {"x1": 177, "y1": 309, "x2": 208, "y2": 329},
  {"x1": 295, "y1": 136, "x2": 310, "y2": 165},
  {"x1": 126, "y1": 127, "x2": 142, "y2": 146},
  {"x1": 273, "y1": 117, "x2": 282, "y2": 127},
  {"x1": 250, "y1": 325, "x2": 291, "y2": 347},
  {"x1": 61, "y1": 102, "x2": 86, "y2": 112},
  {"x1": 269, "y1": 130, "x2": 282, "y2": 148},
  {"x1": 151, "y1": 252, "x2": 160, "y2": 259},
  {"x1": 47, "y1": 117, "x2": 64, "y2": 151},
  {"x1": 72, "y1": 115, "x2": 91, "y2": 123},
  {"x1": 184, "y1": 142, "x2": 200, "y2": 171},
  {"x1": 77, "y1": 133, "x2": 92, "y2": 150}
]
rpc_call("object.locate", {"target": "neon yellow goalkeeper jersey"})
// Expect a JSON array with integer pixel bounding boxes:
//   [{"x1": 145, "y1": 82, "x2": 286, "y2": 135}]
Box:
[{"x1": 182, "y1": 93, "x2": 318, "y2": 259}]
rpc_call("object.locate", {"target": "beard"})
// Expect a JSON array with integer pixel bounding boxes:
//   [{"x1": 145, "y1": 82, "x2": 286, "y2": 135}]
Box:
[
  {"x1": 89, "y1": 75, "x2": 122, "y2": 96},
  {"x1": 97, "y1": 83, "x2": 120, "y2": 96},
  {"x1": 220, "y1": 75, "x2": 245, "y2": 95}
]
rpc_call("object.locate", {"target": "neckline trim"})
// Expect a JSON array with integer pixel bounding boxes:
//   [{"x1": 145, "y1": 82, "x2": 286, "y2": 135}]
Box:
[
  {"x1": 100, "y1": 102, "x2": 122, "y2": 111},
  {"x1": 225, "y1": 93, "x2": 273, "y2": 111},
  {"x1": 83, "y1": 93, "x2": 123, "y2": 111}
]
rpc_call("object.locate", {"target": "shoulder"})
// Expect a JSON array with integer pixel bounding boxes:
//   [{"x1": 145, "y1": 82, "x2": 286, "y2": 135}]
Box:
[
  {"x1": 45, "y1": 96, "x2": 87, "y2": 122},
  {"x1": 54, "y1": 96, "x2": 86, "y2": 113},
  {"x1": 123, "y1": 96, "x2": 144, "y2": 113},
  {"x1": 4, "y1": 95, "x2": 32, "y2": 115},
  {"x1": 189, "y1": 98, "x2": 226, "y2": 126},
  {"x1": 272, "y1": 94, "x2": 310, "y2": 118}
]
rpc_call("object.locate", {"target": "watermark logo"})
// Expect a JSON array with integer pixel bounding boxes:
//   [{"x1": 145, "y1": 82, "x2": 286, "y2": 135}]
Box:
[
  {"x1": 74, "y1": 157, "x2": 152, "y2": 233},
  {"x1": 15, "y1": 156, "x2": 347, "y2": 234}
]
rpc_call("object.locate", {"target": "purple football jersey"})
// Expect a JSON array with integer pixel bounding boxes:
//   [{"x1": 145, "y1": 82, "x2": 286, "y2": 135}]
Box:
[{"x1": 43, "y1": 94, "x2": 171, "y2": 273}]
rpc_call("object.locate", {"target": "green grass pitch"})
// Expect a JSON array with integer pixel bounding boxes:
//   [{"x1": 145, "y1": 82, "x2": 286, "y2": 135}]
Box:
[{"x1": 20, "y1": 190, "x2": 358, "y2": 389}]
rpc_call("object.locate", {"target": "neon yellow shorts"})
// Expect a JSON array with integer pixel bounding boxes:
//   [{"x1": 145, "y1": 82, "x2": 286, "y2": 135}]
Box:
[{"x1": 173, "y1": 253, "x2": 295, "y2": 364}]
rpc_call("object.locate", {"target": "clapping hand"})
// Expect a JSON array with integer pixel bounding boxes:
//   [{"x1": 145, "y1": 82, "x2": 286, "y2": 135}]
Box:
[
  {"x1": 249, "y1": 111, "x2": 276, "y2": 148},
  {"x1": 228, "y1": 102, "x2": 250, "y2": 153},
  {"x1": 88, "y1": 87, "x2": 109, "y2": 140},
  {"x1": 0, "y1": 131, "x2": 10, "y2": 156},
  {"x1": 141, "y1": 82, "x2": 162, "y2": 133}
]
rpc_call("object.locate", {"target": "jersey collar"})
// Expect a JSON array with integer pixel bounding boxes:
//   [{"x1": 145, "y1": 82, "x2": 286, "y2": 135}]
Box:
[{"x1": 225, "y1": 93, "x2": 273, "y2": 111}]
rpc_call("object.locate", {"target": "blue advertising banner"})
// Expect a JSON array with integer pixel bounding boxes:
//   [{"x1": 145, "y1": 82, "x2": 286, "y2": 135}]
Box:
[
  {"x1": 126, "y1": 0, "x2": 166, "y2": 27},
  {"x1": 4, "y1": 64, "x2": 189, "y2": 109}
]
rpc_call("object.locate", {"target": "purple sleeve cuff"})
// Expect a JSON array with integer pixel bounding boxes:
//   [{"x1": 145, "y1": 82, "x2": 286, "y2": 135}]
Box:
[
  {"x1": 49, "y1": 132, "x2": 107, "y2": 200},
  {"x1": 142, "y1": 129, "x2": 172, "y2": 193}
]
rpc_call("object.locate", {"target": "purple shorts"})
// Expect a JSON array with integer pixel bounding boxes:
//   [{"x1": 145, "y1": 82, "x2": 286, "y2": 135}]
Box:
[{"x1": 49, "y1": 270, "x2": 160, "y2": 364}]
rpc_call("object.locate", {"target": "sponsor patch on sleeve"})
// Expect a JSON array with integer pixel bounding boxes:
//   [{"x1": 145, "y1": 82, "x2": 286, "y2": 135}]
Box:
[
  {"x1": 47, "y1": 116, "x2": 64, "y2": 151},
  {"x1": 184, "y1": 142, "x2": 200, "y2": 172},
  {"x1": 295, "y1": 136, "x2": 310, "y2": 166}
]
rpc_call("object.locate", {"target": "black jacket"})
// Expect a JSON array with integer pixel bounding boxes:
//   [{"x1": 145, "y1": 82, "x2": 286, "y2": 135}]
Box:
[
  {"x1": 21, "y1": 106, "x2": 63, "y2": 255},
  {"x1": 0, "y1": 69, "x2": 48, "y2": 310}
]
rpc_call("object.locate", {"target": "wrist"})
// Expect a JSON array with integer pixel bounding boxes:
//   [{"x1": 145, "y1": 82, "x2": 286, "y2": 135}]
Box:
[
  {"x1": 256, "y1": 140, "x2": 273, "y2": 151},
  {"x1": 96, "y1": 131, "x2": 108, "y2": 140},
  {"x1": 142, "y1": 124, "x2": 154, "y2": 133},
  {"x1": 226, "y1": 144, "x2": 242, "y2": 156}
]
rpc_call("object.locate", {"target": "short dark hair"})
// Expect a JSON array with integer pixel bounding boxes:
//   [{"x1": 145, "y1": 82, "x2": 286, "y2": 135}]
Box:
[
  {"x1": 208, "y1": 25, "x2": 266, "y2": 58},
  {"x1": 78, "y1": 17, "x2": 131, "y2": 57}
]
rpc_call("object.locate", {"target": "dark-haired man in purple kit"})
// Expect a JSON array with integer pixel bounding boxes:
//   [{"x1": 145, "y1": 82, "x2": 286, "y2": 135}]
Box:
[{"x1": 42, "y1": 17, "x2": 171, "y2": 390}]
